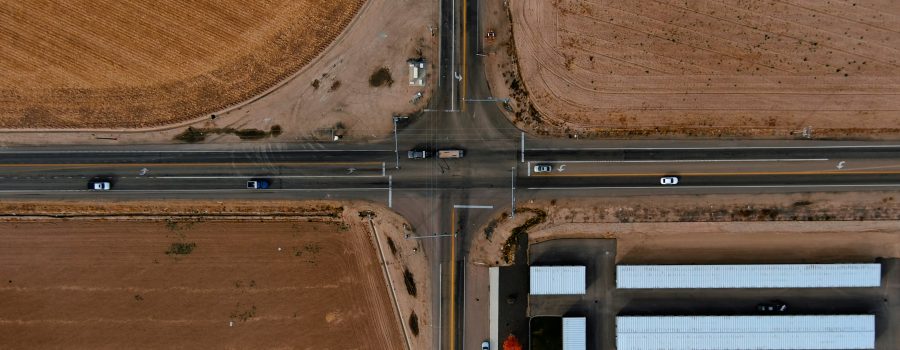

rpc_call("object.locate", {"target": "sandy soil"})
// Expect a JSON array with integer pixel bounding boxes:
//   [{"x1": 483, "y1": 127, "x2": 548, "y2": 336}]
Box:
[
  {"x1": 470, "y1": 191, "x2": 900, "y2": 265},
  {"x1": 345, "y1": 202, "x2": 434, "y2": 350},
  {"x1": 0, "y1": 0, "x2": 364, "y2": 129},
  {"x1": 499, "y1": 0, "x2": 900, "y2": 139},
  {"x1": 0, "y1": 0, "x2": 437, "y2": 145},
  {"x1": 0, "y1": 199, "x2": 431, "y2": 349},
  {"x1": 539, "y1": 221, "x2": 900, "y2": 264}
]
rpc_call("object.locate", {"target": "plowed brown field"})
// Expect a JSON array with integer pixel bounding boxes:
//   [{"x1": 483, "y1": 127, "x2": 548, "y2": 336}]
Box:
[
  {"x1": 0, "y1": 220, "x2": 403, "y2": 349},
  {"x1": 511, "y1": 0, "x2": 900, "y2": 138},
  {"x1": 0, "y1": 0, "x2": 365, "y2": 129}
]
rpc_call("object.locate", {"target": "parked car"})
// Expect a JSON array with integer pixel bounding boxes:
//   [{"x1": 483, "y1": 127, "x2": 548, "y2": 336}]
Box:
[
  {"x1": 247, "y1": 179, "x2": 271, "y2": 189},
  {"x1": 481, "y1": 340, "x2": 490, "y2": 350},
  {"x1": 533, "y1": 164, "x2": 552, "y2": 173},
  {"x1": 660, "y1": 176, "x2": 680, "y2": 185},
  {"x1": 89, "y1": 180, "x2": 111, "y2": 191},
  {"x1": 408, "y1": 149, "x2": 430, "y2": 159},
  {"x1": 757, "y1": 300, "x2": 788, "y2": 312}
]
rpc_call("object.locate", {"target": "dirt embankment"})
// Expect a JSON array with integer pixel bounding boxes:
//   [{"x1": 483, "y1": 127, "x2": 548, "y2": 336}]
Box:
[
  {"x1": 0, "y1": 199, "x2": 431, "y2": 350},
  {"x1": 471, "y1": 192, "x2": 900, "y2": 265},
  {"x1": 490, "y1": 0, "x2": 900, "y2": 139}
]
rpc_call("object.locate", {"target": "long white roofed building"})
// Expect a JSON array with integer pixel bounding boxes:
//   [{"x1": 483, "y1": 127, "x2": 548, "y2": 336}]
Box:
[
  {"x1": 617, "y1": 263, "x2": 881, "y2": 289},
  {"x1": 616, "y1": 315, "x2": 876, "y2": 350},
  {"x1": 530, "y1": 266, "x2": 586, "y2": 295},
  {"x1": 562, "y1": 317, "x2": 586, "y2": 350}
]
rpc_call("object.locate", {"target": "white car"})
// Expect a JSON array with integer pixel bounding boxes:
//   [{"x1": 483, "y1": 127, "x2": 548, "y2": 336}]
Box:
[
  {"x1": 533, "y1": 164, "x2": 552, "y2": 173},
  {"x1": 481, "y1": 340, "x2": 490, "y2": 350},
  {"x1": 90, "y1": 181, "x2": 111, "y2": 190},
  {"x1": 660, "y1": 176, "x2": 679, "y2": 185}
]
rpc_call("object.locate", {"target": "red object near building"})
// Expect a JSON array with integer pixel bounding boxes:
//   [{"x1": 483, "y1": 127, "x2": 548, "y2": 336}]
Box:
[{"x1": 502, "y1": 334, "x2": 522, "y2": 350}]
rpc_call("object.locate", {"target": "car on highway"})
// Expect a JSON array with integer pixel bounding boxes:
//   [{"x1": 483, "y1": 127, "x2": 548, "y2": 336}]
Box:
[
  {"x1": 757, "y1": 300, "x2": 788, "y2": 312},
  {"x1": 89, "y1": 180, "x2": 111, "y2": 191},
  {"x1": 533, "y1": 164, "x2": 552, "y2": 173},
  {"x1": 481, "y1": 340, "x2": 490, "y2": 350},
  {"x1": 660, "y1": 176, "x2": 680, "y2": 185},
  {"x1": 408, "y1": 149, "x2": 430, "y2": 159},
  {"x1": 247, "y1": 179, "x2": 271, "y2": 189}
]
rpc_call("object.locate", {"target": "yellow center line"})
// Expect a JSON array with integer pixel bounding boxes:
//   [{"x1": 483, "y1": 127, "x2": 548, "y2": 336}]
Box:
[
  {"x1": 534, "y1": 170, "x2": 900, "y2": 177},
  {"x1": 0, "y1": 162, "x2": 382, "y2": 169},
  {"x1": 449, "y1": 207, "x2": 457, "y2": 350}
]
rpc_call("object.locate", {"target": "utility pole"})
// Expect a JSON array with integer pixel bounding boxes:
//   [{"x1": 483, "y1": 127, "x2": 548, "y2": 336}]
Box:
[
  {"x1": 393, "y1": 116, "x2": 400, "y2": 169},
  {"x1": 511, "y1": 166, "x2": 516, "y2": 218}
]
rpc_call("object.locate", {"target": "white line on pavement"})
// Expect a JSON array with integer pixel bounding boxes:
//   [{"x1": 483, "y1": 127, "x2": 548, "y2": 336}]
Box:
[
  {"x1": 0, "y1": 149, "x2": 393, "y2": 154},
  {"x1": 147, "y1": 175, "x2": 385, "y2": 179},
  {"x1": 0, "y1": 188, "x2": 389, "y2": 193},
  {"x1": 530, "y1": 158, "x2": 829, "y2": 164},
  {"x1": 520, "y1": 132, "x2": 525, "y2": 163},
  {"x1": 528, "y1": 145, "x2": 900, "y2": 151},
  {"x1": 527, "y1": 184, "x2": 900, "y2": 190}
]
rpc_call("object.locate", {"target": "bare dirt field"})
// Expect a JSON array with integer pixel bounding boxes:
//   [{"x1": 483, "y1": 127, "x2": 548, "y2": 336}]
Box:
[
  {"x1": 470, "y1": 191, "x2": 900, "y2": 265},
  {"x1": 0, "y1": 0, "x2": 364, "y2": 129},
  {"x1": 0, "y1": 0, "x2": 437, "y2": 146},
  {"x1": 0, "y1": 200, "x2": 431, "y2": 349},
  {"x1": 501, "y1": 0, "x2": 900, "y2": 139}
]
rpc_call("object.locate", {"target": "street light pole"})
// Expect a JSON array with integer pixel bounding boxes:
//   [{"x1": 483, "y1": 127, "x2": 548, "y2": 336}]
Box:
[
  {"x1": 393, "y1": 117, "x2": 400, "y2": 169},
  {"x1": 511, "y1": 166, "x2": 516, "y2": 218},
  {"x1": 405, "y1": 233, "x2": 452, "y2": 239}
]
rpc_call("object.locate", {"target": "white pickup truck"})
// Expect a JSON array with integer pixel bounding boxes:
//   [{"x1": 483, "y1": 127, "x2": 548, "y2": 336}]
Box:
[{"x1": 408, "y1": 150, "x2": 430, "y2": 159}]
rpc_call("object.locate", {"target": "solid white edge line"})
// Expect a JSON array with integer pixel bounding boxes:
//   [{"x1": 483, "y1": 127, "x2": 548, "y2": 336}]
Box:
[
  {"x1": 520, "y1": 132, "x2": 525, "y2": 163},
  {"x1": 528, "y1": 145, "x2": 900, "y2": 151},
  {"x1": 0, "y1": 188, "x2": 389, "y2": 193},
  {"x1": 527, "y1": 184, "x2": 900, "y2": 190},
  {"x1": 530, "y1": 159, "x2": 829, "y2": 164},
  {"x1": 148, "y1": 175, "x2": 385, "y2": 179},
  {"x1": 0, "y1": 149, "x2": 394, "y2": 154}
]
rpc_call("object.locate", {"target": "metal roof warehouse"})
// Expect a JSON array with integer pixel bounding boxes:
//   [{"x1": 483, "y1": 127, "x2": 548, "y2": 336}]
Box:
[
  {"x1": 562, "y1": 317, "x2": 586, "y2": 350},
  {"x1": 530, "y1": 266, "x2": 586, "y2": 295},
  {"x1": 616, "y1": 315, "x2": 875, "y2": 350},
  {"x1": 617, "y1": 263, "x2": 881, "y2": 289}
]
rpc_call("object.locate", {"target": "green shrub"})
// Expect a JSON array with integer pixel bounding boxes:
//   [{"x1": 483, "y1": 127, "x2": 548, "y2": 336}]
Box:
[
  {"x1": 174, "y1": 127, "x2": 206, "y2": 143},
  {"x1": 234, "y1": 128, "x2": 268, "y2": 140},
  {"x1": 165, "y1": 242, "x2": 197, "y2": 255},
  {"x1": 270, "y1": 125, "x2": 283, "y2": 137},
  {"x1": 369, "y1": 67, "x2": 394, "y2": 87},
  {"x1": 403, "y1": 268, "x2": 417, "y2": 297}
]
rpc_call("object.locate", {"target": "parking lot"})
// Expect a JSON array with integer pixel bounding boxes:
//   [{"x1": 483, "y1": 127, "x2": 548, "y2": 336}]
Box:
[{"x1": 526, "y1": 239, "x2": 899, "y2": 349}]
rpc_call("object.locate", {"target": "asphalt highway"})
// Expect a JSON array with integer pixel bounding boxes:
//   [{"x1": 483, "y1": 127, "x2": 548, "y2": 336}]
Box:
[{"x1": 2, "y1": 0, "x2": 900, "y2": 349}]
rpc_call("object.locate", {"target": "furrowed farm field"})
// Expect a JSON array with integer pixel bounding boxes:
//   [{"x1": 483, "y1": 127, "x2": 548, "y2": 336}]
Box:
[
  {"x1": 0, "y1": 220, "x2": 404, "y2": 349},
  {"x1": 0, "y1": 0, "x2": 364, "y2": 129},
  {"x1": 510, "y1": 0, "x2": 900, "y2": 138}
]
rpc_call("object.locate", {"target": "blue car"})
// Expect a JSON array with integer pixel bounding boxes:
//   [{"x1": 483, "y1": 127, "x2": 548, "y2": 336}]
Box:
[{"x1": 247, "y1": 179, "x2": 271, "y2": 189}]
